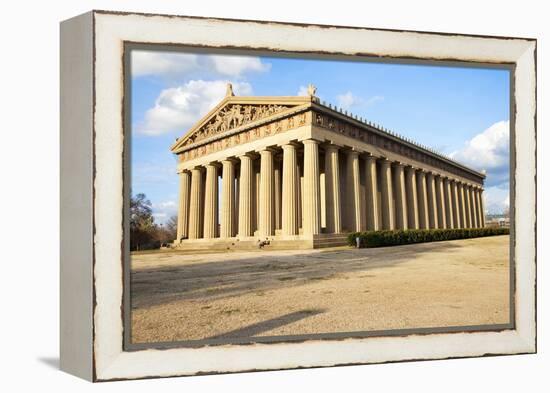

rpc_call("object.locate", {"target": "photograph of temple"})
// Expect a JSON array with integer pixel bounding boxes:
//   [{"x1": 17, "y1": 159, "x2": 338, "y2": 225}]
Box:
[
  {"x1": 129, "y1": 50, "x2": 510, "y2": 346},
  {"x1": 171, "y1": 84, "x2": 486, "y2": 250}
]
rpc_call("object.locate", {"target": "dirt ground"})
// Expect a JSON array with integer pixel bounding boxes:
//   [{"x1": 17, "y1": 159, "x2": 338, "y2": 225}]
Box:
[{"x1": 130, "y1": 235, "x2": 510, "y2": 344}]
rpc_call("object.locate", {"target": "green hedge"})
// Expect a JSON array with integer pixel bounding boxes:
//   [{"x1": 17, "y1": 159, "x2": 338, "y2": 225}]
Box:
[{"x1": 347, "y1": 227, "x2": 509, "y2": 248}]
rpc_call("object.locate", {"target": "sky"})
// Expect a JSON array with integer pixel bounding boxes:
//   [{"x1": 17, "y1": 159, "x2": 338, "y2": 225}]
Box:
[{"x1": 130, "y1": 50, "x2": 510, "y2": 224}]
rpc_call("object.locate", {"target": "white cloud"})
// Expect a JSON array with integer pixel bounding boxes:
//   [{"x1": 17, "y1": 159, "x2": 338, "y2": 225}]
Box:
[
  {"x1": 151, "y1": 200, "x2": 178, "y2": 224},
  {"x1": 131, "y1": 52, "x2": 200, "y2": 77},
  {"x1": 483, "y1": 184, "x2": 510, "y2": 215},
  {"x1": 209, "y1": 55, "x2": 270, "y2": 77},
  {"x1": 297, "y1": 85, "x2": 309, "y2": 96},
  {"x1": 131, "y1": 51, "x2": 270, "y2": 78},
  {"x1": 449, "y1": 120, "x2": 510, "y2": 187},
  {"x1": 336, "y1": 91, "x2": 384, "y2": 110},
  {"x1": 137, "y1": 80, "x2": 253, "y2": 136},
  {"x1": 449, "y1": 120, "x2": 510, "y2": 214}
]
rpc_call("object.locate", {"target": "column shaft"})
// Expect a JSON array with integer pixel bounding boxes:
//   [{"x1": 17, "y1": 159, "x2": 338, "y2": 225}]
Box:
[
  {"x1": 259, "y1": 149, "x2": 275, "y2": 237},
  {"x1": 405, "y1": 167, "x2": 419, "y2": 229},
  {"x1": 470, "y1": 187, "x2": 479, "y2": 228},
  {"x1": 416, "y1": 170, "x2": 429, "y2": 229},
  {"x1": 478, "y1": 189, "x2": 485, "y2": 227},
  {"x1": 365, "y1": 156, "x2": 379, "y2": 230},
  {"x1": 282, "y1": 144, "x2": 299, "y2": 235},
  {"x1": 303, "y1": 140, "x2": 321, "y2": 235},
  {"x1": 458, "y1": 183, "x2": 467, "y2": 229},
  {"x1": 435, "y1": 175, "x2": 447, "y2": 228},
  {"x1": 203, "y1": 164, "x2": 218, "y2": 238},
  {"x1": 348, "y1": 151, "x2": 363, "y2": 231},
  {"x1": 238, "y1": 155, "x2": 253, "y2": 237},
  {"x1": 220, "y1": 160, "x2": 236, "y2": 238},
  {"x1": 324, "y1": 145, "x2": 342, "y2": 233},
  {"x1": 393, "y1": 163, "x2": 408, "y2": 230},
  {"x1": 426, "y1": 173, "x2": 438, "y2": 229},
  {"x1": 380, "y1": 159, "x2": 394, "y2": 230},
  {"x1": 451, "y1": 180, "x2": 461, "y2": 229},
  {"x1": 274, "y1": 161, "x2": 282, "y2": 230},
  {"x1": 188, "y1": 168, "x2": 203, "y2": 239},
  {"x1": 444, "y1": 178, "x2": 454, "y2": 229},
  {"x1": 176, "y1": 170, "x2": 191, "y2": 241},
  {"x1": 464, "y1": 185, "x2": 472, "y2": 228}
]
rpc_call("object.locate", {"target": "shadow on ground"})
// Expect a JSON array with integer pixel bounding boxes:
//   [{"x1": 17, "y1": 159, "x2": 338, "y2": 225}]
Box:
[
  {"x1": 131, "y1": 241, "x2": 462, "y2": 309},
  {"x1": 207, "y1": 309, "x2": 326, "y2": 339}
]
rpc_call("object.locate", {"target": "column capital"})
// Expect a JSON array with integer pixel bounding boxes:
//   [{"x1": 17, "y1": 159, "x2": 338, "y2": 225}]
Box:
[
  {"x1": 345, "y1": 149, "x2": 360, "y2": 157},
  {"x1": 221, "y1": 157, "x2": 239, "y2": 165},
  {"x1": 323, "y1": 142, "x2": 341, "y2": 152},
  {"x1": 237, "y1": 152, "x2": 256, "y2": 161},
  {"x1": 255, "y1": 146, "x2": 278, "y2": 154},
  {"x1": 203, "y1": 161, "x2": 221, "y2": 169},
  {"x1": 298, "y1": 136, "x2": 322, "y2": 144},
  {"x1": 281, "y1": 142, "x2": 300, "y2": 150},
  {"x1": 392, "y1": 161, "x2": 406, "y2": 169},
  {"x1": 378, "y1": 157, "x2": 392, "y2": 166},
  {"x1": 301, "y1": 138, "x2": 321, "y2": 146},
  {"x1": 362, "y1": 153, "x2": 377, "y2": 162}
]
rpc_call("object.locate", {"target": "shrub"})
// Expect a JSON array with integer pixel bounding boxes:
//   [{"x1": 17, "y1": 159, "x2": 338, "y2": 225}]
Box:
[{"x1": 347, "y1": 227, "x2": 510, "y2": 248}]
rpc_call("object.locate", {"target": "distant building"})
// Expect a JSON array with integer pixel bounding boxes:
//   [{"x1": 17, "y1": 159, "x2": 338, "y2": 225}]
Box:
[{"x1": 171, "y1": 84, "x2": 486, "y2": 249}]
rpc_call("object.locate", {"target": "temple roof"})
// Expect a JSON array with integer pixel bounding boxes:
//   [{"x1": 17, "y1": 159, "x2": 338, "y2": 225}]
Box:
[{"x1": 171, "y1": 84, "x2": 485, "y2": 179}]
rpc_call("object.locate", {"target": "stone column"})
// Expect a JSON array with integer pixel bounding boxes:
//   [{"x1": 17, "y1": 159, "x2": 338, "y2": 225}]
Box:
[
  {"x1": 238, "y1": 154, "x2": 253, "y2": 237},
  {"x1": 470, "y1": 186, "x2": 479, "y2": 228},
  {"x1": 451, "y1": 180, "x2": 461, "y2": 229},
  {"x1": 176, "y1": 170, "x2": 191, "y2": 241},
  {"x1": 379, "y1": 159, "x2": 394, "y2": 230},
  {"x1": 220, "y1": 159, "x2": 236, "y2": 238},
  {"x1": 478, "y1": 188, "x2": 485, "y2": 227},
  {"x1": 274, "y1": 160, "x2": 282, "y2": 231},
  {"x1": 345, "y1": 150, "x2": 363, "y2": 232},
  {"x1": 303, "y1": 139, "x2": 321, "y2": 235},
  {"x1": 435, "y1": 175, "x2": 447, "y2": 229},
  {"x1": 443, "y1": 177, "x2": 454, "y2": 229},
  {"x1": 365, "y1": 155, "x2": 379, "y2": 231},
  {"x1": 426, "y1": 172, "x2": 438, "y2": 229},
  {"x1": 393, "y1": 163, "x2": 408, "y2": 230},
  {"x1": 416, "y1": 170, "x2": 429, "y2": 229},
  {"x1": 324, "y1": 144, "x2": 342, "y2": 234},
  {"x1": 405, "y1": 166, "x2": 419, "y2": 229},
  {"x1": 203, "y1": 163, "x2": 219, "y2": 238},
  {"x1": 458, "y1": 182, "x2": 467, "y2": 229},
  {"x1": 297, "y1": 161, "x2": 303, "y2": 230},
  {"x1": 464, "y1": 184, "x2": 472, "y2": 228},
  {"x1": 282, "y1": 143, "x2": 299, "y2": 236},
  {"x1": 188, "y1": 167, "x2": 203, "y2": 239},
  {"x1": 259, "y1": 149, "x2": 275, "y2": 237},
  {"x1": 254, "y1": 163, "x2": 261, "y2": 233}
]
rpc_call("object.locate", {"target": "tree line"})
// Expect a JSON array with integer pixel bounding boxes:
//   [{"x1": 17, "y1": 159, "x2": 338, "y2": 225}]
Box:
[{"x1": 130, "y1": 193, "x2": 176, "y2": 251}]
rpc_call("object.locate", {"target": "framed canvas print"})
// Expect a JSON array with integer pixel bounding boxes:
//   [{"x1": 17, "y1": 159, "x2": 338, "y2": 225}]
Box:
[{"x1": 60, "y1": 10, "x2": 537, "y2": 381}]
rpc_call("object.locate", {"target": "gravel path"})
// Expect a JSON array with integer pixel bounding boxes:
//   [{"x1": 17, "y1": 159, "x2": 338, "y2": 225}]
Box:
[{"x1": 130, "y1": 236, "x2": 510, "y2": 344}]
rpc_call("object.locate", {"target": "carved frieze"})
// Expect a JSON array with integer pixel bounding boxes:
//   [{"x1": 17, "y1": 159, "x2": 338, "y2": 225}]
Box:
[
  {"x1": 179, "y1": 111, "x2": 308, "y2": 162},
  {"x1": 183, "y1": 104, "x2": 291, "y2": 147},
  {"x1": 313, "y1": 111, "x2": 483, "y2": 183}
]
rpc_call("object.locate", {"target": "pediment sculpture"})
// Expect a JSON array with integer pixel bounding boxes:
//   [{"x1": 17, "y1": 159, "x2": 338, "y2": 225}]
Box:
[{"x1": 184, "y1": 103, "x2": 291, "y2": 146}]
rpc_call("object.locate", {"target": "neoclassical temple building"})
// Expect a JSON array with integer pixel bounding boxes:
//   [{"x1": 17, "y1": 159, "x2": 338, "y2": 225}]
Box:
[{"x1": 171, "y1": 84, "x2": 486, "y2": 249}]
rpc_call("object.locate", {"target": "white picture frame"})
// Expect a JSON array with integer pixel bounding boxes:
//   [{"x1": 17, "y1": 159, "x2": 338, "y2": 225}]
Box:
[{"x1": 60, "y1": 10, "x2": 536, "y2": 381}]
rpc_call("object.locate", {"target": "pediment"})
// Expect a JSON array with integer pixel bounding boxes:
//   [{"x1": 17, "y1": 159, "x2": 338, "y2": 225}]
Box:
[{"x1": 171, "y1": 96, "x2": 312, "y2": 151}]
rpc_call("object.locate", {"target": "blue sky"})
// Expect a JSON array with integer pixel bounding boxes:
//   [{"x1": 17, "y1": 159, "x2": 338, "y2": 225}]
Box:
[{"x1": 130, "y1": 50, "x2": 510, "y2": 223}]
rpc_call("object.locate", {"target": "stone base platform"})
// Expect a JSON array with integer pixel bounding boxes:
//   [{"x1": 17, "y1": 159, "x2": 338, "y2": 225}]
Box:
[{"x1": 173, "y1": 233, "x2": 350, "y2": 251}]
